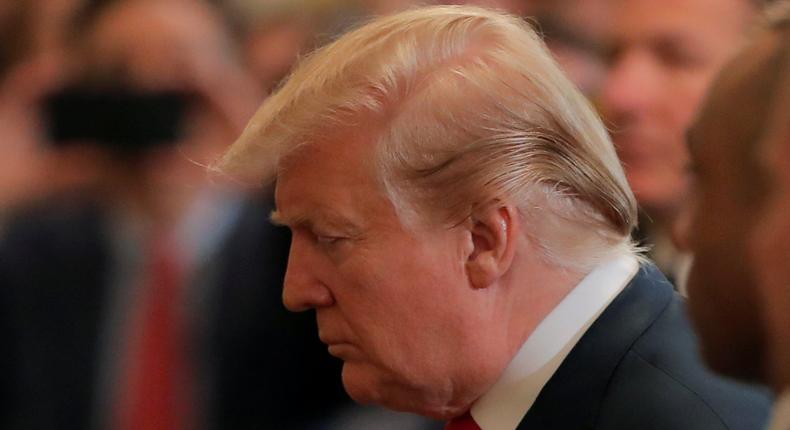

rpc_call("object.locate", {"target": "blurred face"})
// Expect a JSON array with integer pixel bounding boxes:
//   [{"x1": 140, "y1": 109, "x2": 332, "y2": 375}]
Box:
[
  {"x1": 274, "y1": 131, "x2": 515, "y2": 418},
  {"x1": 84, "y1": 0, "x2": 259, "y2": 197},
  {"x1": 539, "y1": 0, "x2": 615, "y2": 97},
  {"x1": 682, "y1": 34, "x2": 780, "y2": 382},
  {"x1": 602, "y1": 0, "x2": 752, "y2": 219}
]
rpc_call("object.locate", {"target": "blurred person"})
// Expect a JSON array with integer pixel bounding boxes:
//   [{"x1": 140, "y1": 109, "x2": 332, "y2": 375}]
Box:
[
  {"x1": 217, "y1": 6, "x2": 771, "y2": 429},
  {"x1": 440, "y1": 0, "x2": 614, "y2": 96},
  {"x1": 679, "y1": 3, "x2": 790, "y2": 429},
  {"x1": 754, "y1": 9, "x2": 790, "y2": 426},
  {"x1": 533, "y1": 0, "x2": 614, "y2": 98},
  {"x1": 222, "y1": 0, "x2": 365, "y2": 96},
  {"x1": 443, "y1": 0, "x2": 618, "y2": 98},
  {"x1": 0, "y1": 0, "x2": 40, "y2": 214},
  {"x1": 0, "y1": 0, "x2": 124, "y2": 221},
  {"x1": 241, "y1": 15, "x2": 315, "y2": 95},
  {"x1": 601, "y1": 0, "x2": 763, "y2": 286},
  {"x1": 0, "y1": 0, "x2": 62, "y2": 219},
  {"x1": 0, "y1": 0, "x2": 361, "y2": 428}
]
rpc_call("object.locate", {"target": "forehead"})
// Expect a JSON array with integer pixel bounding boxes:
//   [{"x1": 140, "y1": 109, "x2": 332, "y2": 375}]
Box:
[
  {"x1": 273, "y1": 129, "x2": 388, "y2": 223},
  {"x1": 612, "y1": 0, "x2": 748, "y2": 44}
]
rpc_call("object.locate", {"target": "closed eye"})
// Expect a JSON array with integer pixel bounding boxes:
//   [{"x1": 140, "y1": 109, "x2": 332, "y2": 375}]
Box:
[{"x1": 315, "y1": 234, "x2": 346, "y2": 245}]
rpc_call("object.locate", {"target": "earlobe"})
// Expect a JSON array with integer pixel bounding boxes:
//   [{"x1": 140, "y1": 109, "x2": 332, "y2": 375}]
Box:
[{"x1": 465, "y1": 204, "x2": 519, "y2": 289}]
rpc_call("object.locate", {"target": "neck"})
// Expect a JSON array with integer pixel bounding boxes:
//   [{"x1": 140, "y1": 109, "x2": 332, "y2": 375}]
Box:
[{"x1": 504, "y1": 254, "x2": 587, "y2": 363}]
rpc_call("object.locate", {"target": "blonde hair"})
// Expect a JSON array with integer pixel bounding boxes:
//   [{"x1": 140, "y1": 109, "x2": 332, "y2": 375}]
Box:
[{"x1": 216, "y1": 5, "x2": 639, "y2": 270}]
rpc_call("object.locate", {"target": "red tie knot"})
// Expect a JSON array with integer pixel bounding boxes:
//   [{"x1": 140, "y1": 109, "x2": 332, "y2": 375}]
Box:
[{"x1": 445, "y1": 411, "x2": 482, "y2": 430}]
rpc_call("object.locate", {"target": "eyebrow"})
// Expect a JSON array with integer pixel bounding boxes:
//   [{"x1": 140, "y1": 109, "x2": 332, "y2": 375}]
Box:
[
  {"x1": 270, "y1": 209, "x2": 300, "y2": 227},
  {"x1": 270, "y1": 208, "x2": 362, "y2": 234}
]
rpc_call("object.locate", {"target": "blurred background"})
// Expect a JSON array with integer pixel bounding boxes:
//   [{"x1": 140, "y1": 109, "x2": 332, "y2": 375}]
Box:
[{"x1": 0, "y1": 0, "x2": 764, "y2": 428}]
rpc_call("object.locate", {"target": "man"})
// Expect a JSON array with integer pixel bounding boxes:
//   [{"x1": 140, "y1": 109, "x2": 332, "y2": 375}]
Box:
[
  {"x1": 681, "y1": 3, "x2": 790, "y2": 429},
  {"x1": 601, "y1": 0, "x2": 762, "y2": 286},
  {"x1": 218, "y1": 6, "x2": 770, "y2": 429}
]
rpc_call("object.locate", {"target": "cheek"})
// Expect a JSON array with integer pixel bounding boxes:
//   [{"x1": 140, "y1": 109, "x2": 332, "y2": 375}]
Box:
[
  {"x1": 663, "y1": 79, "x2": 707, "y2": 129},
  {"x1": 342, "y1": 246, "x2": 467, "y2": 347}
]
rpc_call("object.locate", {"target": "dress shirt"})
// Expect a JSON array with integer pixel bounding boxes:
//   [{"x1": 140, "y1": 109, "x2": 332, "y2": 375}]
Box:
[
  {"x1": 768, "y1": 390, "x2": 790, "y2": 430},
  {"x1": 470, "y1": 253, "x2": 640, "y2": 430}
]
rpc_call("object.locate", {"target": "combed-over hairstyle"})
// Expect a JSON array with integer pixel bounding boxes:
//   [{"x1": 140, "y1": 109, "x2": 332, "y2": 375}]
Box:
[{"x1": 216, "y1": 5, "x2": 639, "y2": 270}]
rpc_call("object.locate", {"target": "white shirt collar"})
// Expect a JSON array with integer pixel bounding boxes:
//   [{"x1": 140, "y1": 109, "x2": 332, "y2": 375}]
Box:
[
  {"x1": 470, "y1": 254, "x2": 640, "y2": 430},
  {"x1": 767, "y1": 389, "x2": 790, "y2": 430}
]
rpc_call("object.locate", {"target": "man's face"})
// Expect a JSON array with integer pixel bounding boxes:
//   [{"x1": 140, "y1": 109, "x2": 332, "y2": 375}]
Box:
[
  {"x1": 682, "y1": 34, "x2": 780, "y2": 382},
  {"x1": 274, "y1": 131, "x2": 515, "y2": 417},
  {"x1": 602, "y1": 0, "x2": 751, "y2": 218}
]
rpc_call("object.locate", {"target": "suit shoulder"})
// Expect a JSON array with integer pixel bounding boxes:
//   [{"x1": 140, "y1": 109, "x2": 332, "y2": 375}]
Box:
[
  {"x1": 598, "y1": 294, "x2": 772, "y2": 430},
  {"x1": 0, "y1": 196, "x2": 108, "y2": 271}
]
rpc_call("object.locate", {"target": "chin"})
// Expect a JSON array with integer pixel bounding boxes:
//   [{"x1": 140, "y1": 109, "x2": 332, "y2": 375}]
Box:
[
  {"x1": 340, "y1": 361, "x2": 394, "y2": 407},
  {"x1": 340, "y1": 361, "x2": 461, "y2": 419}
]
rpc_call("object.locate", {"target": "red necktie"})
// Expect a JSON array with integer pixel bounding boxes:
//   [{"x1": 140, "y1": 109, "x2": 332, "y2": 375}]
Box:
[
  {"x1": 445, "y1": 411, "x2": 482, "y2": 430},
  {"x1": 116, "y1": 238, "x2": 190, "y2": 430}
]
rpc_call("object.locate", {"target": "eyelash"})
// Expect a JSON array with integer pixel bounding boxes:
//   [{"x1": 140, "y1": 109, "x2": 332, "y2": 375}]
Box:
[{"x1": 315, "y1": 234, "x2": 344, "y2": 245}]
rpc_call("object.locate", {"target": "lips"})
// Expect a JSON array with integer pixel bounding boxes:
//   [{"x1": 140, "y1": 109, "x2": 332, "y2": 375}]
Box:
[
  {"x1": 319, "y1": 334, "x2": 345, "y2": 345},
  {"x1": 318, "y1": 328, "x2": 349, "y2": 347},
  {"x1": 326, "y1": 343, "x2": 354, "y2": 358},
  {"x1": 316, "y1": 312, "x2": 347, "y2": 344},
  {"x1": 316, "y1": 314, "x2": 356, "y2": 357},
  {"x1": 317, "y1": 329, "x2": 357, "y2": 359},
  {"x1": 321, "y1": 338, "x2": 358, "y2": 360}
]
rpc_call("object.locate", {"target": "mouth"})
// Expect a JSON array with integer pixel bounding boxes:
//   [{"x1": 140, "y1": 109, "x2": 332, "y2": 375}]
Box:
[
  {"x1": 318, "y1": 330, "x2": 342, "y2": 345},
  {"x1": 326, "y1": 342, "x2": 352, "y2": 356},
  {"x1": 316, "y1": 317, "x2": 357, "y2": 359},
  {"x1": 319, "y1": 332, "x2": 349, "y2": 352}
]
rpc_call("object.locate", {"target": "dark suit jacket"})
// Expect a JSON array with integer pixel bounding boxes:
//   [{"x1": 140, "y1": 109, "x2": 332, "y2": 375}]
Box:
[
  {"x1": 0, "y1": 192, "x2": 350, "y2": 429},
  {"x1": 519, "y1": 263, "x2": 772, "y2": 430}
]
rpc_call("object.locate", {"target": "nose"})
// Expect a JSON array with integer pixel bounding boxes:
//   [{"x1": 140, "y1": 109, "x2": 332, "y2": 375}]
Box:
[
  {"x1": 602, "y1": 50, "x2": 661, "y2": 122},
  {"x1": 282, "y1": 233, "x2": 335, "y2": 312}
]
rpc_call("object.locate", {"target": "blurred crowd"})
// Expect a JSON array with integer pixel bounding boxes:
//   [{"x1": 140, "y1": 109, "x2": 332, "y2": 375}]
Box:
[{"x1": 0, "y1": 0, "x2": 777, "y2": 428}]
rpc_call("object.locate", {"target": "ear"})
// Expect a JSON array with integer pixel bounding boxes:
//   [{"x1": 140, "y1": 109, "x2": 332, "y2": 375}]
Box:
[{"x1": 465, "y1": 204, "x2": 519, "y2": 289}]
